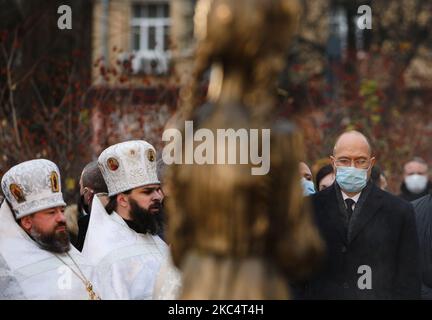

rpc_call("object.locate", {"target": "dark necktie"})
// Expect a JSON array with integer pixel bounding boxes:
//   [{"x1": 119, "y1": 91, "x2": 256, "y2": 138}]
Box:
[{"x1": 345, "y1": 198, "x2": 355, "y2": 222}]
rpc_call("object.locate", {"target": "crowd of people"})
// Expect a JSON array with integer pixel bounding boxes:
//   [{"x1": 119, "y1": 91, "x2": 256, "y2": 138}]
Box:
[
  {"x1": 299, "y1": 131, "x2": 431, "y2": 299},
  {"x1": 0, "y1": 130, "x2": 431, "y2": 300},
  {"x1": 300, "y1": 152, "x2": 429, "y2": 201}
]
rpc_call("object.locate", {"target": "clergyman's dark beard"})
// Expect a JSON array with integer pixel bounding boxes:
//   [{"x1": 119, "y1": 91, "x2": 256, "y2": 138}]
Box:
[
  {"x1": 129, "y1": 199, "x2": 164, "y2": 235},
  {"x1": 30, "y1": 223, "x2": 70, "y2": 253}
]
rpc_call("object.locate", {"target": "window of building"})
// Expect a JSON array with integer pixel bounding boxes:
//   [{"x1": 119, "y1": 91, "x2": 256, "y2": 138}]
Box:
[{"x1": 130, "y1": 2, "x2": 171, "y2": 75}]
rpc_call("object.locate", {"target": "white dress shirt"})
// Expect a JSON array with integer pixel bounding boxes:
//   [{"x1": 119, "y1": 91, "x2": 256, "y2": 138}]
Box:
[{"x1": 341, "y1": 191, "x2": 361, "y2": 211}]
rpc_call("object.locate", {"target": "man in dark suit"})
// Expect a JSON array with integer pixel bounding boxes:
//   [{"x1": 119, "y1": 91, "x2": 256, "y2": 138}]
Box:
[
  {"x1": 305, "y1": 130, "x2": 420, "y2": 299},
  {"x1": 412, "y1": 194, "x2": 432, "y2": 299}
]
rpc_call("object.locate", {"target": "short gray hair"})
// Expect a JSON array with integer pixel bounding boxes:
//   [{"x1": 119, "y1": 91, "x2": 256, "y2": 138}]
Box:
[{"x1": 410, "y1": 157, "x2": 428, "y2": 166}]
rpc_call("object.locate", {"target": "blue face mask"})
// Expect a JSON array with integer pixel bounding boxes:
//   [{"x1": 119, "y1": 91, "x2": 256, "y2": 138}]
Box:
[
  {"x1": 301, "y1": 177, "x2": 316, "y2": 196},
  {"x1": 335, "y1": 166, "x2": 368, "y2": 193}
]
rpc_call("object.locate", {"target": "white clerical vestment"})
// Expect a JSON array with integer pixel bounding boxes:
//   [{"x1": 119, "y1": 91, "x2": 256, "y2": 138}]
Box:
[
  {"x1": 82, "y1": 196, "x2": 168, "y2": 299},
  {"x1": 0, "y1": 253, "x2": 25, "y2": 299},
  {"x1": 0, "y1": 201, "x2": 101, "y2": 300}
]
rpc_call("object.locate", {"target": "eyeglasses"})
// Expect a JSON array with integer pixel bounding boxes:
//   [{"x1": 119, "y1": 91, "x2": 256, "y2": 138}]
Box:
[{"x1": 333, "y1": 158, "x2": 371, "y2": 169}]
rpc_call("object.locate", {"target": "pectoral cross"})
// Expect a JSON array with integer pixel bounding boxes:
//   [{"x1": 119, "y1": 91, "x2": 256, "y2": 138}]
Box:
[{"x1": 86, "y1": 282, "x2": 101, "y2": 300}]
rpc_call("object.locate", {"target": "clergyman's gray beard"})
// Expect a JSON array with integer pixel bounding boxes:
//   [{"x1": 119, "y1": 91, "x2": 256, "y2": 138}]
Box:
[{"x1": 30, "y1": 226, "x2": 70, "y2": 254}]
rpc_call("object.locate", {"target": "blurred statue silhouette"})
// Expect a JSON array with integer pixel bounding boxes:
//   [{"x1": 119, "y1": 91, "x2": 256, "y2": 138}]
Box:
[{"x1": 165, "y1": 0, "x2": 323, "y2": 299}]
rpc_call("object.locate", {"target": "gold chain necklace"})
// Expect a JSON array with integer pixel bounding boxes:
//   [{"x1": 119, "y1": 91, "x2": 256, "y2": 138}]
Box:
[{"x1": 54, "y1": 252, "x2": 101, "y2": 300}]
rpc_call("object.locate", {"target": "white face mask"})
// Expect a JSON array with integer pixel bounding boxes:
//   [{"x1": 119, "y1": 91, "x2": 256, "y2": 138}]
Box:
[{"x1": 404, "y1": 174, "x2": 428, "y2": 194}]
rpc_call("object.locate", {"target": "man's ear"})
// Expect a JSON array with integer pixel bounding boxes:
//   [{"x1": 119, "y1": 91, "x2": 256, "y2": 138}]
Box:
[
  {"x1": 84, "y1": 187, "x2": 93, "y2": 204},
  {"x1": 330, "y1": 155, "x2": 337, "y2": 172},
  {"x1": 117, "y1": 193, "x2": 129, "y2": 208},
  {"x1": 370, "y1": 157, "x2": 376, "y2": 168},
  {"x1": 20, "y1": 216, "x2": 32, "y2": 232}
]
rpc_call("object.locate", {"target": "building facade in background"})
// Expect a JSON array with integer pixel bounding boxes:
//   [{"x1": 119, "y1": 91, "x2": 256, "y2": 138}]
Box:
[{"x1": 90, "y1": 0, "x2": 177, "y2": 156}]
